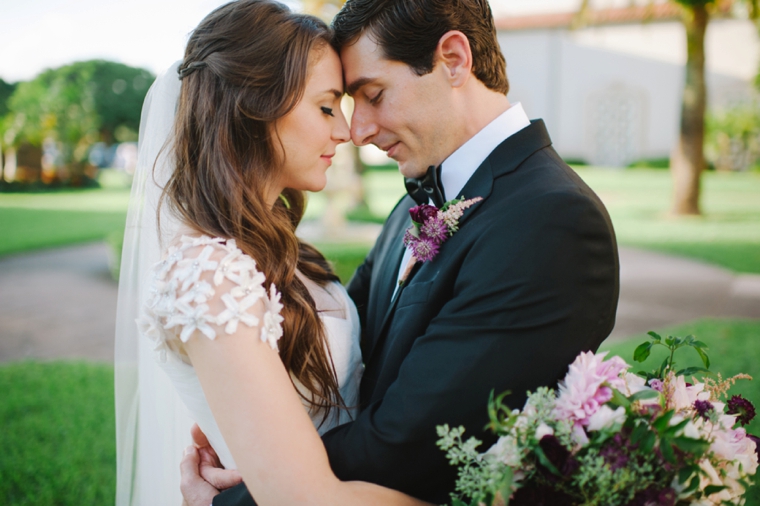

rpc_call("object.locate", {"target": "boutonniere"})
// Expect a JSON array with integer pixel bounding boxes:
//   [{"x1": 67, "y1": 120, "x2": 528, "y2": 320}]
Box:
[{"x1": 399, "y1": 196, "x2": 483, "y2": 286}]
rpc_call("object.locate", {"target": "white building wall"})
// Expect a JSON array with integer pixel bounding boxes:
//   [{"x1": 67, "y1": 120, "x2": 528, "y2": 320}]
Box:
[{"x1": 498, "y1": 19, "x2": 757, "y2": 166}]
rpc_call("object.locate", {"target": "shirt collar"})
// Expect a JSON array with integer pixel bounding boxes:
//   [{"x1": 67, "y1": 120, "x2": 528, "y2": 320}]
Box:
[{"x1": 440, "y1": 102, "x2": 530, "y2": 201}]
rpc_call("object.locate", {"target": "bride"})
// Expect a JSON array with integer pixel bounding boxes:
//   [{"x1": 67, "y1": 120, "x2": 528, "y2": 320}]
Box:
[{"x1": 114, "y1": 1, "x2": 431, "y2": 504}]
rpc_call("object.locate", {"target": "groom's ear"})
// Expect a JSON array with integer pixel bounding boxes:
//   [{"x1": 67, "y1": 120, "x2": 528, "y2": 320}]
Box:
[{"x1": 435, "y1": 30, "x2": 473, "y2": 88}]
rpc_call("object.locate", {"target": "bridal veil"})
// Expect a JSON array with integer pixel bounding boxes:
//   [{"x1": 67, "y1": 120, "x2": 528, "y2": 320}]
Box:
[{"x1": 114, "y1": 61, "x2": 193, "y2": 506}]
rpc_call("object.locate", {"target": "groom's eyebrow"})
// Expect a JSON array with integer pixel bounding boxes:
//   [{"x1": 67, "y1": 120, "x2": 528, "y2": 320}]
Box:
[{"x1": 346, "y1": 77, "x2": 376, "y2": 97}]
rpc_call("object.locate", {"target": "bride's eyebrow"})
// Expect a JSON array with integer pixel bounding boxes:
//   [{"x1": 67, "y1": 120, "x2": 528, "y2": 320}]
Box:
[{"x1": 320, "y1": 89, "x2": 343, "y2": 98}]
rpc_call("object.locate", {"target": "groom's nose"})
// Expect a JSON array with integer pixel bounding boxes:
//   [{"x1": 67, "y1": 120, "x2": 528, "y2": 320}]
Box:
[{"x1": 350, "y1": 105, "x2": 379, "y2": 147}]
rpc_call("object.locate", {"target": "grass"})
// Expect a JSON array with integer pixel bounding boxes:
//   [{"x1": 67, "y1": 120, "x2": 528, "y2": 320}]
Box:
[
  {"x1": 575, "y1": 168, "x2": 760, "y2": 274},
  {"x1": 3, "y1": 320, "x2": 760, "y2": 505},
  {"x1": 2, "y1": 168, "x2": 758, "y2": 274},
  {"x1": 315, "y1": 242, "x2": 372, "y2": 284},
  {"x1": 0, "y1": 361, "x2": 116, "y2": 505},
  {"x1": 0, "y1": 189, "x2": 130, "y2": 257},
  {"x1": 340, "y1": 168, "x2": 760, "y2": 274}
]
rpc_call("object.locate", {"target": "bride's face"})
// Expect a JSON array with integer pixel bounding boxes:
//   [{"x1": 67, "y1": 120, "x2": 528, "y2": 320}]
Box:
[{"x1": 274, "y1": 46, "x2": 350, "y2": 196}]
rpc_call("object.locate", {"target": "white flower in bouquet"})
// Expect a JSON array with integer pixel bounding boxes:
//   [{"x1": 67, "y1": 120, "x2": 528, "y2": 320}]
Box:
[
  {"x1": 485, "y1": 435, "x2": 521, "y2": 467},
  {"x1": 586, "y1": 405, "x2": 626, "y2": 432},
  {"x1": 534, "y1": 422, "x2": 554, "y2": 440}
]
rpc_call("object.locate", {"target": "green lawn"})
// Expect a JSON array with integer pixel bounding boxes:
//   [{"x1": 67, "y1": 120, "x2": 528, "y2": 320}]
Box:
[
  {"x1": 3, "y1": 319, "x2": 760, "y2": 505},
  {"x1": 0, "y1": 189, "x2": 130, "y2": 257},
  {"x1": 342, "y1": 167, "x2": 760, "y2": 274},
  {"x1": 2, "y1": 168, "x2": 758, "y2": 275},
  {"x1": 576, "y1": 168, "x2": 760, "y2": 274},
  {"x1": 0, "y1": 361, "x2": 116, "y2": 505}
]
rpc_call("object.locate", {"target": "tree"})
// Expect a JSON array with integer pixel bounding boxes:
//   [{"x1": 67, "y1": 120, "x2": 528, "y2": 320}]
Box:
[
  {"x1": 577, "y1": 0, "x2": 758, "y2": 215},
  {"x1": 3, "y1": 60, "x2": 153, "y2": 183},
  {"x1": 0, "y1": 78, "x2": 17, "y2": 118},
  {"x1": 0, "y1": 78, "x2": 18, "y2": 179}
]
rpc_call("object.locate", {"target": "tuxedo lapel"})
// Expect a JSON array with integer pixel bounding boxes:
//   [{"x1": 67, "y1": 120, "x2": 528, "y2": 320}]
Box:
[
  {"x1": 369, "y1": 258, "x2": 424, "y2": 359},
  {"x1": 370, "y1": 228, "x2": 407, "y2": 344},
  {"x1": 364, "y1": 121, "x2": 553, "y2": 363},
  {"x1": 453, "y1": 120, "x2": 552, "y2": 230}
]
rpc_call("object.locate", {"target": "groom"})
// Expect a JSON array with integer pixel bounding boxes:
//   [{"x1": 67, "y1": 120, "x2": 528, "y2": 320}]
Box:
[{"x1": 184, "y1": 0, "x2": 619, "y2": 503}]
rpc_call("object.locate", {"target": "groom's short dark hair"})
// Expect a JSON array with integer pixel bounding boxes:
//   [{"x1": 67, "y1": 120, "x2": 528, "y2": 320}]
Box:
[{"x1": 332, "y1": 0, "x2": 509, "y2": 95}]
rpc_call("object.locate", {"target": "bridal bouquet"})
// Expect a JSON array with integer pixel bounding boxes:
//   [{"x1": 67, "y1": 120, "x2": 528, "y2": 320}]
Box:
[{"x1": 437, "y1": 333, "x2": 759, "y2": 506}]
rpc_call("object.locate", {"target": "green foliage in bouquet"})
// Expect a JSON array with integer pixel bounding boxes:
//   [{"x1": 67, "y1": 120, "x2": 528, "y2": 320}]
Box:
[
  {"x1": 633, "y1": 331, "x2": 710, "y2": 380},
  {"x1": 437, "y1": 333, "x2": 759, "y2": 506}
]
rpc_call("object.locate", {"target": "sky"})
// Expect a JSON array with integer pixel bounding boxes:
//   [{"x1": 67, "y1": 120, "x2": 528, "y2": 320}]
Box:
[{"x1": 0, "y1": 0, "x2": 595, "y2": 83}]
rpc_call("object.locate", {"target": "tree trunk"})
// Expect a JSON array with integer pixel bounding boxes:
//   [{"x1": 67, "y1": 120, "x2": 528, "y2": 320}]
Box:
[
  {"x1": 671, "y1": 3, "x2": 708, "y2": 216},
  {"x1": 4, "y1": 146, "x2": 17, "y2": 182}
]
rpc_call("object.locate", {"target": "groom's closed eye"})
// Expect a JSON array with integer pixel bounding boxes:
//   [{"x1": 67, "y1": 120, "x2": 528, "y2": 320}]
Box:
[{"x1": 369, "y1": 90, "x2": 383, "y2": 106}]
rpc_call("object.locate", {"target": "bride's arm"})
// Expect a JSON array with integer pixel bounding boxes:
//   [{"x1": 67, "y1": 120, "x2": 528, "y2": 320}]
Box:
[{"x1": 183, "y1": 292, "x2": 430, "y2": 506}]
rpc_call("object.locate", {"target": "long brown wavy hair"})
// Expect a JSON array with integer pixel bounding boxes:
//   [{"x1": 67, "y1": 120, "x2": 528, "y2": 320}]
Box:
[{"x1": 161, "y1": 0, "x2": 344, "y2": 421}]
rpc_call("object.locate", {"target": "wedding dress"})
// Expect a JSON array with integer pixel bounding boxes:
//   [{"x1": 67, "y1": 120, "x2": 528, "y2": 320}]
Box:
[
  {"x1": 114, "y1": 61, "x2": 362, "y2": 506},
  {"x1": 137, "y1": 234, "x2": 363, "y2": 470}
]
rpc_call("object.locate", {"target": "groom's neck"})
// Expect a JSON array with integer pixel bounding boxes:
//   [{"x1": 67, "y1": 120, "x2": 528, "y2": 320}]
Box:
[{"x1": 447, "y1": 81, "x2": 511, "y2": 155}]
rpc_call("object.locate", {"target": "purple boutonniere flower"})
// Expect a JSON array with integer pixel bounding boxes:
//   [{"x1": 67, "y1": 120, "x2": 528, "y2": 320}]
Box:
[
  {"x1": 399, "y1": 196, "x2": 483, "y2": 285},
  {"x1": 409, "y1": 204, "x2": 439, "y2": 225}
]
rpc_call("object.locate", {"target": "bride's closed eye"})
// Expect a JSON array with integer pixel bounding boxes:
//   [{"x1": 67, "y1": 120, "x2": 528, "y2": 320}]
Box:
[{"x1": 321, "y1": 106, "x2": 334, "y2": 117}]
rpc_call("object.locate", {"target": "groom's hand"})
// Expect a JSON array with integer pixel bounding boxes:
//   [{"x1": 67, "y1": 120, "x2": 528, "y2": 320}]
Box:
[
  {"x1": 180, "y1": 445, "x2": 220, "y2": 506},
  {"x1": 190, "y1": 423, "x2": 243, "y2": 490}
]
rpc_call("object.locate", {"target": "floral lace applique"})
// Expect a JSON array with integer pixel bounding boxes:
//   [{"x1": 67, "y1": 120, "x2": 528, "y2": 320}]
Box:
[{"x1": 136, "y1": 235, "x2": 284, "y2": 361}]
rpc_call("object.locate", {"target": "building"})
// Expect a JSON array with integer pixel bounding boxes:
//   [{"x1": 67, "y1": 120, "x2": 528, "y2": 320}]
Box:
[{"x1": 496, "y1": 3, "x2": 759, "y2": 166}]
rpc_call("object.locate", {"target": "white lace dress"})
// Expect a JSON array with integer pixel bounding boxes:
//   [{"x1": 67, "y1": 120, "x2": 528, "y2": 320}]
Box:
[{"x1": 137, "y1": 235, "x2": 363, "y2": 470}]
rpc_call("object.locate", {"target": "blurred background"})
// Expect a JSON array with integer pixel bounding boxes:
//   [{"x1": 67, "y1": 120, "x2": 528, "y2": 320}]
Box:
[{"x1": 1, "y1": 0, "x2": 759, "y2": 504}]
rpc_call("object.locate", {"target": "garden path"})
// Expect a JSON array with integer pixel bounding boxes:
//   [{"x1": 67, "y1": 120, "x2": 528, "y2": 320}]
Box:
[{"x1": 0, "y1": 240, "x2": 758, "y2": 362}]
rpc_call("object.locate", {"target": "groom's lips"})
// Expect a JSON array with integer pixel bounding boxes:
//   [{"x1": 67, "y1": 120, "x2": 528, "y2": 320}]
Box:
[{"x1": 384, "y1": 142, "x2": 400, "y2": 159}]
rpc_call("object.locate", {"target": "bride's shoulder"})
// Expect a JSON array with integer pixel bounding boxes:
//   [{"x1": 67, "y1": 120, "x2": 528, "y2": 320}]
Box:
[{"x1": 138, "y1": 235, "x2": 284, "y2": 359}]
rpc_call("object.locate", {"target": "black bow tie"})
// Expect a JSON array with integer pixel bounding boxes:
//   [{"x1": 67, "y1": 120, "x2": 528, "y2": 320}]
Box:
[{"x1": 404, "y1": 165, "x2": 446, "y2": 208}]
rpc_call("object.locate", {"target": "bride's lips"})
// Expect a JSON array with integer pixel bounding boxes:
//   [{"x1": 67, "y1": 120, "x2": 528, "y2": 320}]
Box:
[{"x1": 320, "y1": 153, "x2": 335, "y2": 164}]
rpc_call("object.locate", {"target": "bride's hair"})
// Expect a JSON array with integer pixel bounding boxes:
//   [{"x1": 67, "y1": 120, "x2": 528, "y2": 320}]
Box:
[{"x1": 161, "y1": 0, "x2": 344, "y2": 421}]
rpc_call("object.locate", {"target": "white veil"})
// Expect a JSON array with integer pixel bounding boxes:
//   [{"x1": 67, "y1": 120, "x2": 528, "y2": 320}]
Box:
[{"x1": 114, "y1": 61, "x2": 194, "y2": 506}]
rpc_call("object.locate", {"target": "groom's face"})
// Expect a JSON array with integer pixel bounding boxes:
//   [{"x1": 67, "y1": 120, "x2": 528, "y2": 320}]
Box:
[{"x1": 342, "y1": 33, "x2": 452, "y2": 179}]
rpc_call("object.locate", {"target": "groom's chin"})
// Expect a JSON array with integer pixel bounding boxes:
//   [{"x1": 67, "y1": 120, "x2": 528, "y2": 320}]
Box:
[{"x1": 397, "y1": 160, "x2": 427, "y2": 180}]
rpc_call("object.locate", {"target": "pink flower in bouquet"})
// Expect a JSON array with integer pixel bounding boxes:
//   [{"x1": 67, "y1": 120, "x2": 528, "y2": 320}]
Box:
[
  {"x1": 711, "y1": 426, "x2": 759, "y2": 476},
  {"x1": 554, "y1": 351, "x2": 629, "y2": 429},
  {"x1": 665, "y1": 373, "x2": 709, "y2": 411}
]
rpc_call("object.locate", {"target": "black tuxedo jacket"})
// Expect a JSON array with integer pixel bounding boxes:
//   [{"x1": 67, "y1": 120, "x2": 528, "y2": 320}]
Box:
[{"x1": 214, "y1": 120, "x2": 619, "y2": 505}]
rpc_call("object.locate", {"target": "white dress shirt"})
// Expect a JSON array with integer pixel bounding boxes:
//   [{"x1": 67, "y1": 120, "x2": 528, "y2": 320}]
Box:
[{"x1": 392, "y1": 103, "x2": 531, "y2": 298}]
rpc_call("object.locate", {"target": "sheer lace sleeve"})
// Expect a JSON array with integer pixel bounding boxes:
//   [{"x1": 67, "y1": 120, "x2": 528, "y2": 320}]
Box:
[{"x1": 136, "y1": 235, "x2": 284, "y2": 361}]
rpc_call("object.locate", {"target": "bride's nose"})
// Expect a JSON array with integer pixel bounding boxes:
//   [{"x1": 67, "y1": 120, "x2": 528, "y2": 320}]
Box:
[{"x1": 332, "y1": 110, "x2": 351, "y2": 144}]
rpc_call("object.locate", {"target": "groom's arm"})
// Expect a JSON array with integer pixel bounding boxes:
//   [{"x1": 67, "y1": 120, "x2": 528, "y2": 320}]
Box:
[{"x1": 321, "y1": 189, "x2": 619, "y2": 503}]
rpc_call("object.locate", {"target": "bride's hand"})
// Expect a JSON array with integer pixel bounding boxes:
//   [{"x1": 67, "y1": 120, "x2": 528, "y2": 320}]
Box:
[{"x1": 190, "y1": 423, "x2": 243, "y2": 490}]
